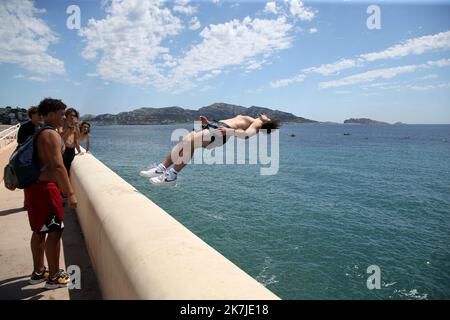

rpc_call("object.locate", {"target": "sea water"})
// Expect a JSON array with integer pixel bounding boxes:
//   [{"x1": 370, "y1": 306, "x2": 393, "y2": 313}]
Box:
[{"x1": 88, "y1": 124, "x2": 450, "y2": 300}]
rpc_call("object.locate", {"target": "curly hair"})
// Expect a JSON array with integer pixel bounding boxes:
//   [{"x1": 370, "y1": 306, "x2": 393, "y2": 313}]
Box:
[{"x1": 38, "y1": 98, "x2": 67, "y2": 116}]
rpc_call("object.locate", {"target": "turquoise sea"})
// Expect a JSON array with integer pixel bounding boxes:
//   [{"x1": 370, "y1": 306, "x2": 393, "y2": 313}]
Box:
[{"x1": 87, "y1": 124, "x2": 450, "y2": 300}]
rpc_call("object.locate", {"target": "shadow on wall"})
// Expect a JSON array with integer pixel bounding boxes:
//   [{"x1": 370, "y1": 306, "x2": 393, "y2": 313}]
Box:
[{"x1": 62, "y1": 206, "x2": 103, "y2": 300}]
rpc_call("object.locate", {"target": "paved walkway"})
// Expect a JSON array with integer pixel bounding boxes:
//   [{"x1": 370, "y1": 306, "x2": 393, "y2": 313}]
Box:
[{"x1": 0, "y1": 182, "x2": 102, "y2": 300}]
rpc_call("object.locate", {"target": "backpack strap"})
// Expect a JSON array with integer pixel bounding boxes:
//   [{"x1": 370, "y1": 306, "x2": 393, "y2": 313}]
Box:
[{"x1": 34, "y1": 124, "x2": 58, "y2": 172}]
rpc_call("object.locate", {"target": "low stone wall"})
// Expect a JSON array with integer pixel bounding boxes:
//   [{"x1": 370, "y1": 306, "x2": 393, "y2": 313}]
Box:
[{"x1": 70, "y1": 153, "x2": 280, "y2": 300}]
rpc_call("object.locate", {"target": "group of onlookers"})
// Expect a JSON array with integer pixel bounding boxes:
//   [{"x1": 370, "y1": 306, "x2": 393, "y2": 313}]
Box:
[
  {"x1": 18, "y1": 106, "x2": 91, "y2": 172},
  {"x1": 15, "y1": 98, "x2": 91, "y2": 290}
]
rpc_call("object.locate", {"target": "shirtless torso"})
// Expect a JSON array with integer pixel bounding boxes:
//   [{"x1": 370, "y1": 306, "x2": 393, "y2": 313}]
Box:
[
  {"x1": 61, "y1": 125, "x2": 80, "y2": 149},
  {"x1": 37, "y1": 129, "x2": 65, "y2": 183},
  {"x1": 220, "y1": 115, "x2": 258, "y2": 130}
]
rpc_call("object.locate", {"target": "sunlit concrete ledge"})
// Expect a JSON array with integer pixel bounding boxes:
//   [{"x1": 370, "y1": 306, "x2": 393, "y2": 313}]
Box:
[{"x1": 70, "y1": 152, "x2": 280, "y2": 300}]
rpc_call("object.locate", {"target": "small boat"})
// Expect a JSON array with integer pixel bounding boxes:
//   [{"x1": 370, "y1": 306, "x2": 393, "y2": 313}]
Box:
[
  {"x1": 343, "y1": 133, "x2": 351, "y2": 136},
  {"x1": 290, "y1": 134, "x2": 296, "y2": 137}
]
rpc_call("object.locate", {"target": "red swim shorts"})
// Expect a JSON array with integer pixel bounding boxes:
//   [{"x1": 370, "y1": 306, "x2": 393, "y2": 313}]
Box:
[{"x1": 24, "y1": 182, "x2": 64, "y2": 233}]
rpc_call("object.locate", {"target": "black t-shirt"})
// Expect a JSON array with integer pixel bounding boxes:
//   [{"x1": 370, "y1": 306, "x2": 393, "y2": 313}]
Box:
[{"x1": 17, "y1": 121, "x2": 38, "y2": 145}]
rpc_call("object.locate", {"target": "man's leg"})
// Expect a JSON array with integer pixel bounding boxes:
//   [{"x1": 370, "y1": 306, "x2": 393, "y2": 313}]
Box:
[
  {"x1": 161, "y1": 153, "x2": 174, "y2": 169},
  {"x1": 45, "y1": 231, "x2": 62, "y2": 277},
  {"x1": 150, "y1": 129, "x2": 213, "y2": 184},
  {"x1": 31, "y1": 232, "x2": 46, "y2": 273},
  {"x1": 172, "y1": 130, "x2": 211, "y2": 172},
  {"x1": 159, "y1": 131, "x2": 199, "y2": 169}
]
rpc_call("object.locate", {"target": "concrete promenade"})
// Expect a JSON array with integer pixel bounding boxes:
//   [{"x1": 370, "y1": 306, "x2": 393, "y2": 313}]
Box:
[{"x1": 0, "y1": 182, "x2": 102, "y2": 300}]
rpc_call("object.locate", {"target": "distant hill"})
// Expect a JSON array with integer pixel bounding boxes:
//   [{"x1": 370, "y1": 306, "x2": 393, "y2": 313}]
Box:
[
  {"x1": 82, "y1": 103, "x2": 318, "y2": 125},
  {"x1": 344, "y1": 118, "x2": 389, "y2": 125},
  {"x1": 0, "y1": 104, "x2": 397, "y2": 126}
]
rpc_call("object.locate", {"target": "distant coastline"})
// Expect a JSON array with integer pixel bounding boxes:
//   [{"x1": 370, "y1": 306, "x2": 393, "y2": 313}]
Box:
[{"x1": 1, "y1": 103, "x2": 404, "y2": 126}]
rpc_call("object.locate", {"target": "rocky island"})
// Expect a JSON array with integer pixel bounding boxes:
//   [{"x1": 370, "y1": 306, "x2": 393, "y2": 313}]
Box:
[{"x1": 344, "y1": 118, "x2": 389, "y2": 125}]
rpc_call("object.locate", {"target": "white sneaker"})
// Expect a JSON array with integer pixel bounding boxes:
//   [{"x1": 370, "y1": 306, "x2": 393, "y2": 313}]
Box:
[
  {"x1": 139, "y1": 164, "x2": 165, "y2": 178},
  {"x1": 150, "y1": 172, "x2": 177, "y2": 187}
]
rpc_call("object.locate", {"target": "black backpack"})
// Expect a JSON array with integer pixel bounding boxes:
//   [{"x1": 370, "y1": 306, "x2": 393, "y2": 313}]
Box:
[{"x1": 4, "y1": 125, "x2": 54, "y2": 190}]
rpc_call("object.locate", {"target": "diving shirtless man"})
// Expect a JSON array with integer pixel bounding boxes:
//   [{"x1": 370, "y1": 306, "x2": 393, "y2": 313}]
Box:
[{"x1": 139, "y1": 114, "x2": 280, "y2": 186}]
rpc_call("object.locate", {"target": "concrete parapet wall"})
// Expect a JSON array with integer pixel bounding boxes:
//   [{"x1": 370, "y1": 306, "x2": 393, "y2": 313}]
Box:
[{"x1": 70, "y1": 153, "x2": 280, "y2": 300}]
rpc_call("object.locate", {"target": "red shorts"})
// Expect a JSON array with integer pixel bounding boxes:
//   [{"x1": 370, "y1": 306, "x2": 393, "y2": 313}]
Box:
[{"x1": 24, "y1": 182, "x2": 64, "y2": 233}]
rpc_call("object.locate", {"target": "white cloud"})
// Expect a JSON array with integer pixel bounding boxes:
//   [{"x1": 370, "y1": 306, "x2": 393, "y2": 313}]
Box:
[
  {"x1": 360, "y1": 30, "x2": 450, "y2": 62},
  {"x1": 79, "y1": 0, "x2": 182, "y2": 85},
  {"x1": 319, "y1": 65, "x2": 420, "y2": 89},
  {"x1": 189, "y1": 17, "x2": 201, "y2": 31},
  {"x1": 200, "y1": 85, "x2": 216, "y2": 92},
  {"x1": 309, "y1": 27, "x2": 318, "y2": 34},
  {"x1": 78, "y1": 0, "x2": 305, "y2": 92},
  {"x1": 303, "y1": 58, "x2": 359, "y2": 76},
  {"x1": 426, "y1": 58, "x2": 450, "y2": 68},
  {"x1": 86, "y1": 73, "x2": 99, "y2": 77},
  {"x1": 271, "y1": 58, "x2": 358, "y2": 89},
  {"x1": 410, "y1": 83, "x2": 450, "y2": 90},
  {"x1": 197, "y1": 69, "x2": 222, "y2": 81},
  {"x1": 420, "y1": 74, "x2": 438, "y2": 80},
  {"x1": 314, "y1": 31, "x2": 450, "y2": 76},
  {"x1": 164, "y1": 16, "x2": 294, "y2": 91},
  {"x1": 272, "y1": 30, "x2": 450, "y2": 89},
  {"x1": 174, "y1": 0, "x2": 190, "y2": 5},
  {"x1": 360, "y1": 82, "x2": 403, "y2": 91},
  {"x1": 173, "y1": 6, "x2": 196, "y2": 15},
  {"x1": 28, "y1": 76, "x2": 48, "y2": 82},
  {"x1": 212, "y1": 0, "x2": 220, "y2": 4},
  {"x1": 246, "y1": 59, "x2": 268, "y2": 71},
  {"x1": 0, "y1": 0, "x2": 65, "y2": 75},
  {"x1": 14, "y1": 74, "x2": 48, "y2": 82},
  {"x1": 320, "y1": 59, "x2": 450, "y2": 89},
  {"x1": 264, "y1": 2, "x2": 278, "y2": 14},
  {"x1": 173, "y1": 0, "x2": 197, "y2": 16},
  {"x1": 270, "y1": 74, "x2": 306, "y2": 88},
  {"x1": 289, "y1": 0, "x2": 315, "y2": 21}
]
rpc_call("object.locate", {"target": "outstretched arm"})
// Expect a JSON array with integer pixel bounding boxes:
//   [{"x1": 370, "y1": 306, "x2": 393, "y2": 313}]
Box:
[
  {"x1": 218, "y1": 121, "x2": 261, "y2": 139},
  {"x1": 85, "y1": 134, "x2": 90, "y2": 153},
  {"x1": 74, "y1": 127, "x2": 83, "y2": 155}
]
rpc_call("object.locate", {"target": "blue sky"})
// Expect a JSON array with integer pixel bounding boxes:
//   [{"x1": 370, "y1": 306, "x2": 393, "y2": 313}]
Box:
[{"x1": 0, "y1": 0, "x2": 449, "y2": 123}]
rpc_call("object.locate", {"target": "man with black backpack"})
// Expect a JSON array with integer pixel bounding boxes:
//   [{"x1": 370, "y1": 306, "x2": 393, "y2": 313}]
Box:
[
  {"x1": 25, "y1": 98, "x2": 78, "y2": 289},
  {"x1": 16, "y1": 106, "x2": 41, "y2": 209},
  {"x1": 17, "y1": 106, "x2": 41, "y2": 145}
]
